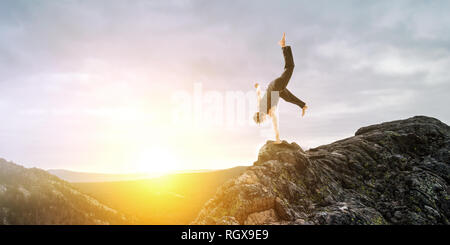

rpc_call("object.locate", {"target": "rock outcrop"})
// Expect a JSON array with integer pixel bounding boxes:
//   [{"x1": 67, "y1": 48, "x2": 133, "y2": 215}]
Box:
[{"x1": 193, "y1": 116, "x2": 450, "y2": 225}]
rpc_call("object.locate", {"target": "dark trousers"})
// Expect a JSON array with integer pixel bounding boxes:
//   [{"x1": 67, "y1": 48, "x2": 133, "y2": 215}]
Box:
[
  {"x1": 280, "y1": 88, "x2": 305, "y2": 109},
  {"x1": 270, "y1": 46, "x2": 306, "y2": 109}
]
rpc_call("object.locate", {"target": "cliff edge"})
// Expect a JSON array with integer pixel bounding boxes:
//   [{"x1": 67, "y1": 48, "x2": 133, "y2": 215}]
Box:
[{"x1": 193, "y1": 116, "x2": 450, "y2": 225}]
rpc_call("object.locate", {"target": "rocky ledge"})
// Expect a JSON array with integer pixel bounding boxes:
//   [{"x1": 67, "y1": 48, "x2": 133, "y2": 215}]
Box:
[{"x1": 193, "y1": 116, "x2": 450, "y2": 225}]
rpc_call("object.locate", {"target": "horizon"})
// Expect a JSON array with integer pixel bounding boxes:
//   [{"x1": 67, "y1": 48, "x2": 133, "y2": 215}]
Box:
[
  {"x1": 46, "y1": 166, "x2": 243, "y2": 175},
  {"x1": 1, "y1": 0, "x2": 449, "y2": 174}
]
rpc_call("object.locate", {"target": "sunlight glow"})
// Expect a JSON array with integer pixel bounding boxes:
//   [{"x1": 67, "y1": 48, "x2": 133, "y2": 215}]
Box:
[{"x1": 136, "y1": 147, "x2": 180, "y2": 175}]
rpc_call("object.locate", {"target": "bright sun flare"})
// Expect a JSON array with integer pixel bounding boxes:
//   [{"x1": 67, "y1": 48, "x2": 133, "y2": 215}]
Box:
[{"x1": 136, "y1": 147, "x2": 180, "y2": 175}]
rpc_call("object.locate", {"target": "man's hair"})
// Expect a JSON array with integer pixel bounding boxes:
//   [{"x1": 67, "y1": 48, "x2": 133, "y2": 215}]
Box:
[{"x1": 253, "y1": 112, "x2": 266, "y2": 124}]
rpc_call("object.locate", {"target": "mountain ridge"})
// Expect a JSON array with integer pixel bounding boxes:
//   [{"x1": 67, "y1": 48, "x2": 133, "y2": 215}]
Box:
[
  {"x1": 48, "y1": 167, "x2": 247, "y2": 183},
  {"x1": 0, "y1": 159, "x2": 129, "y2": 225},
  {"x1": 47, "y1": 169, "x2": 150, "y2": 183}
]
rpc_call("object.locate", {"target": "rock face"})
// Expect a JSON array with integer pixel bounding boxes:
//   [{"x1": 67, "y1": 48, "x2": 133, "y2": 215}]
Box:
[{"x1": 193, "y1": 116, "x2": 450, "y2": 225}]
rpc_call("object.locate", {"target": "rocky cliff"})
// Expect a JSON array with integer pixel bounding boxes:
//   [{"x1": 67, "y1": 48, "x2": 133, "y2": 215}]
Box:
[{"x1": 193, "y1": 116, "x2": 450, "y2": 225}]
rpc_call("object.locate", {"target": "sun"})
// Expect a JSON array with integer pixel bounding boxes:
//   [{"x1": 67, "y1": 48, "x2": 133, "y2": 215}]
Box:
[{"x1": 136, "y1": 147, "x2": 180, "y2": 175}]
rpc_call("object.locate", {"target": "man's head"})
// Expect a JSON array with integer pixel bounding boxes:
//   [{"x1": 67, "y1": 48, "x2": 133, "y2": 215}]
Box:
[{"x1": 253, "y1": 111, "x2": 267, "y2": 124}]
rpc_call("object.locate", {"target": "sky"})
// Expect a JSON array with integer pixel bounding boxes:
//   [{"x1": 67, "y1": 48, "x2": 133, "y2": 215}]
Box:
[{"x1": 0, "y1": 0, "x2": 449, "y2": 174}]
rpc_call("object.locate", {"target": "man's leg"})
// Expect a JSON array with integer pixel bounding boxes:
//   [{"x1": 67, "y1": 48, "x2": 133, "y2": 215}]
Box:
[
  {"x1": 273, "y1": 46, "x2": 295, "y2": 91},
  {"x1": 280, "y1": 88, "x2": 305, "y2": 108}
]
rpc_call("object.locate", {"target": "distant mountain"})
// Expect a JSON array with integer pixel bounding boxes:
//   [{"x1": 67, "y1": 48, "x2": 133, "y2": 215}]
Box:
[
  {"x1": 47, "y1": 169, "x2": 150, "y2": 183},
  {"x1": 0, "y1": 158, "x2": 129, "y2": 225},
  {"x1": 48, "y1": 168, "x2": 219, "y2": 183},
  {"x1": 73, "y1": 166, "x2": 248, "y2": 224}
]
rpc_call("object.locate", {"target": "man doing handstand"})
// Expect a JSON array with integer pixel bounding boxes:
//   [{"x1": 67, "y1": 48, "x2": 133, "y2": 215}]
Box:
[{"x1": 253, "y1": 33, "x2": 308, "y2": 143}]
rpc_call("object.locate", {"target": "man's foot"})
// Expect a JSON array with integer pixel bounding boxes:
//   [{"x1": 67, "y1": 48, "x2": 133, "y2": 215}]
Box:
[
  {"x1": 278, "y1": 32, "x2": 286, "y2": 48},
  {"x1": 274, "y1": 138, "x2": 282, "y2": 144},
  {"x1": 302, "y1": 105, "x2": 308, "y2": 117}
]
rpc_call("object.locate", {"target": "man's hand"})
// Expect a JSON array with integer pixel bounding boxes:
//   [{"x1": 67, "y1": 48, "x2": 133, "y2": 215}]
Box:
[{"x1": 278, "y1": 32, "x2": 286, "y2": 48}]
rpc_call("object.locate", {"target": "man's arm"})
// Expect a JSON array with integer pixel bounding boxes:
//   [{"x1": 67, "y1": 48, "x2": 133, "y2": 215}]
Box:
[
  {"x1": 255, "y1": 83, "x2": 261, "y2": 111},
  {"x1": 269, "y1": 106, "x2": 281, "y2": 143}
]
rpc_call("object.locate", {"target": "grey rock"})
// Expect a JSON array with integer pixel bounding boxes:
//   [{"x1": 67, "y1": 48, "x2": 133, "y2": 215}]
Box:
[{"x1": 192, "y1": 116, "x2": 450, "y2": 225}]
